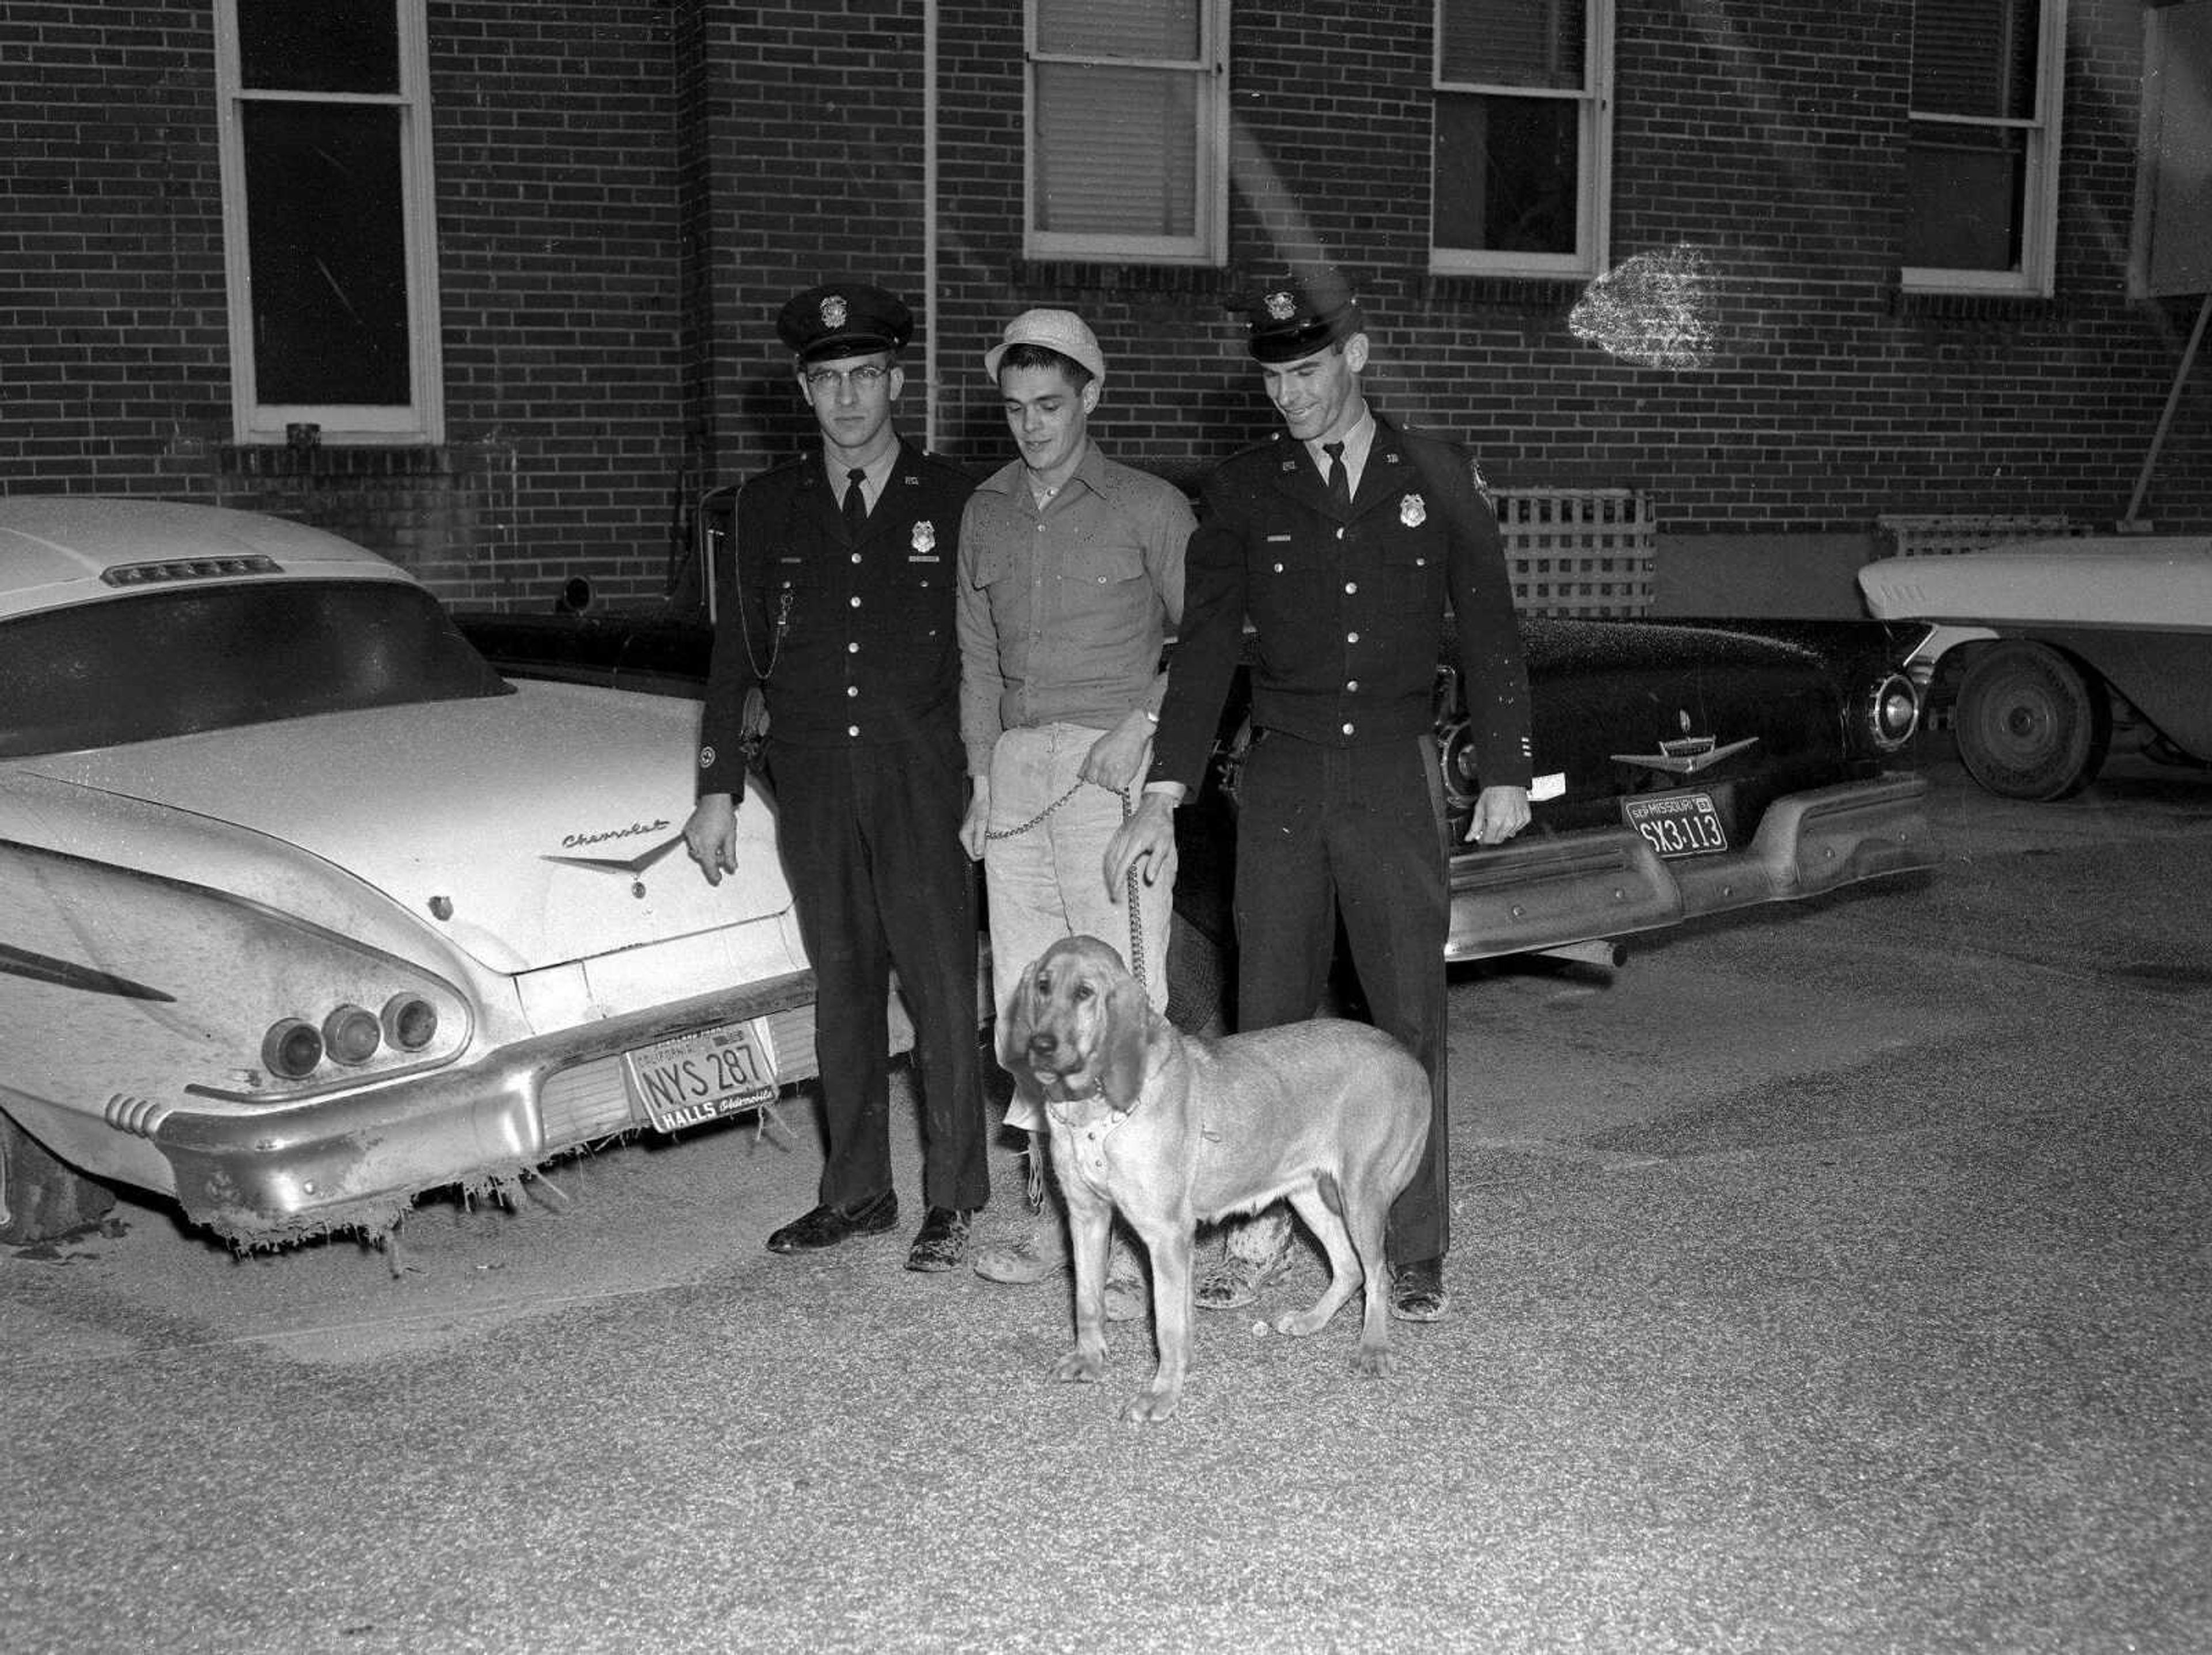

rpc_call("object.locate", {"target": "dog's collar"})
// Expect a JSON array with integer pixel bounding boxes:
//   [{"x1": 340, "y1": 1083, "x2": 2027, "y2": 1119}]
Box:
[{"x1": 1044, "y1": 1074, "x2": 1129, "y2": 1133}]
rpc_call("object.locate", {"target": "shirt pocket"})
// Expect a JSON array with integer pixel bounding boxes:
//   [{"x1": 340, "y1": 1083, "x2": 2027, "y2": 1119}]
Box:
[{"x1": 1376, "y1": 532, "x2": 1441, "y2": 616}]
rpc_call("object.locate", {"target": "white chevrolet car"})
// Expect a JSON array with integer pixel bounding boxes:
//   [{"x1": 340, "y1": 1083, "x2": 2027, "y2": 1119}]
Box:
[{"x1": 0, "y1": 497, "x2": 838, "y2": 1247}]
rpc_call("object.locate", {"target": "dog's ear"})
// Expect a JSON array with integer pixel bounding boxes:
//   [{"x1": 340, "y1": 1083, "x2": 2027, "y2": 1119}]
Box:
[
  {"x1": 1096, "y1": 975, "x2": 1161, "y2": 1113},
  {"x1": 998, "y1": 956, "x2": 1047, "y2": 1114}
]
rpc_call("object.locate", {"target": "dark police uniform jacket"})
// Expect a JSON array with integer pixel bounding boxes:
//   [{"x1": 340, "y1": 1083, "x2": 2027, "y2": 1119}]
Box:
[
  {"x1": 697, "y1": 437, "x2": 976, "y2": 802},
  {"x1": 1149, "y1": 415, "x2": 1533, "y2": 795}
]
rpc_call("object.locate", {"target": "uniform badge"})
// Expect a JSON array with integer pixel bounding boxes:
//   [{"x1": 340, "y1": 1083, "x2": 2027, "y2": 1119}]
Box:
[
  {"x1": 1400, "y1": 493, "x2": 1427, "y2": 527},
  {"x1": 820, "y1": 295, "x2": 848, "y2": 329},
  {"x1": 698, "y1": 745, "x2": 716, "y2": 769},
  {"x1": 911, "y1": 520, "x2": 936, "y2": 552},
  {"x1": 1264, "y1": 290, "x2": 1297, "y2": 321}
]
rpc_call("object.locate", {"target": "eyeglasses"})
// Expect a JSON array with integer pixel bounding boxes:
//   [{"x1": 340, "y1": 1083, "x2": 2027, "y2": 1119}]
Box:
[{"x1": 804, "y1": 365, "x2": 891, "y2": 394}]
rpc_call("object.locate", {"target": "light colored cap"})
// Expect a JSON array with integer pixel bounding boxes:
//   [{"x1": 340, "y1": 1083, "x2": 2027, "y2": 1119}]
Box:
[{"x1": 982, "y1": 308, "x2": 1107, "y2": 387}]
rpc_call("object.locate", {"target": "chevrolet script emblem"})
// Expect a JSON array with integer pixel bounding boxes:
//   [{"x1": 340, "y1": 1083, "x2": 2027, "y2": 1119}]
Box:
[{"x1": 543, "y1": 830, "x2": 687, "y2": 897}]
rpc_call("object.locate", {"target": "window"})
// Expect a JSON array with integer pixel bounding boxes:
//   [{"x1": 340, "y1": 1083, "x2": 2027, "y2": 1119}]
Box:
[
  {"x1": 1025, "y1": 0, "x2": 1228, "y2": 264},
  {"x1": 1432, "y1": 0, "x2": 1613, "y2": 278},
  {"x1": 1903, "y1": 0, "x2": 2067, "y2": 294},
  {"x1": 215, "y1": 0, "x2": 444, "y2": 443}
]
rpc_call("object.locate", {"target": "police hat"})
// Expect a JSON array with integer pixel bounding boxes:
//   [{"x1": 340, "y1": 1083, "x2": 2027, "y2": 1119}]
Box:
[
  {"x1": 1244, "y1": 272, "x2": 1366, "y2": 363},
  {"x1": 775, "y1": 282, "x2": 914, "y2": 363}
]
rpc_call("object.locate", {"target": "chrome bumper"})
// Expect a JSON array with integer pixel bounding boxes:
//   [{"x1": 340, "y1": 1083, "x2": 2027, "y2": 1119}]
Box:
[
  {"x1": 1446, "y1": 772, "x2": 1936, "y2": 962},
  {"x1": 150, "y1": 970, "x2": 817, "y2": 1245}
]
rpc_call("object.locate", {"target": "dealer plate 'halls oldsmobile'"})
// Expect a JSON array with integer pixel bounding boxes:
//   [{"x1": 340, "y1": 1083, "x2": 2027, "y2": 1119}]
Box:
[{"x1": 0, "y1": 497, "x2": 872, "y2": 1249}]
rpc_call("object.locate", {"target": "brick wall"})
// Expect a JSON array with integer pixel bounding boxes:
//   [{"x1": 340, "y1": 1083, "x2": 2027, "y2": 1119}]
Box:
[{"x1": 2, "y1": 0, "x2": 2205, "y2": 615}]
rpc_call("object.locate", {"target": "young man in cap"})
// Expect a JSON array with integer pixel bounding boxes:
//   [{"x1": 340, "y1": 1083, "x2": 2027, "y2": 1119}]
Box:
[
  {"x1": 956, "y1": 308, "x2": 1193, "y2": 1313},
  {"x1": 684, "y1": 281, "x2": 990, "y2": 1273},
  {"x1": 1105, "y1": 273, "x2": 1532, "y2": 1322}
]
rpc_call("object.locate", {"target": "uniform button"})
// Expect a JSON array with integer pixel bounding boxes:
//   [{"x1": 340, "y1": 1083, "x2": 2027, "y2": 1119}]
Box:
[
  {"x1": 848, "y1": 641, "x2": 859, "y2": 653},
  {"x1": 1344, "y1": 581, "x2": 1357, "y2": 594},
  {"x1": 847, "y1": 724, "x2": 860, "y2": 737},
  {"x1": 1342, "y1": 722, "x2": 1355, "y2": 736},
  {"x1": 1346, "y1": 631, "x2": 1359, "y2": 643},
  {"x1": 1272, "y1": 562, "x2": 1283, "y2": 573},
  {"x1": 850, "y1": 595, "x2": 862, "y2": 608},
  {"x1": 851, "y1": 552, "x2": 861, "y2": 564},
  {"x1": 1335, "y1": 528, "x2": 1345, "y2": 540},
  {"x1": 1346, "y1": 680, "x2": 1359, "y2": 692},
  {"x1": 847, "y1": 684, "x2": 859, "y2": 698}
]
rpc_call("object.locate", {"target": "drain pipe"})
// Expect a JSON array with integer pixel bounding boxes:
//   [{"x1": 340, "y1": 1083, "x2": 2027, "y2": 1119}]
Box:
[{"x1": 923, "y1": 0, "x2": 940, "y2": 452}]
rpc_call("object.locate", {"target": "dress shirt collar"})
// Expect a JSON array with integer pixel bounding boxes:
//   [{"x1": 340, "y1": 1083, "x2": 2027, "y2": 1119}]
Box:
[
  {"x1": 1306, "y1": 410, "x2": 1377, "y2": 496},
  {"x1": 820, "y1": 441, "x2": 899, "y2": 509}
]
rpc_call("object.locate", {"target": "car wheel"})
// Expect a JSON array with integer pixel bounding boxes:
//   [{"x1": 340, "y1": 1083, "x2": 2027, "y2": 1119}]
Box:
[
  {"x1": 0, "y1": 1112, "x2": 116, "y2": 1244},
  {"x1": 1955, "y1": 641, "x2": 2111, "y2": 801}
]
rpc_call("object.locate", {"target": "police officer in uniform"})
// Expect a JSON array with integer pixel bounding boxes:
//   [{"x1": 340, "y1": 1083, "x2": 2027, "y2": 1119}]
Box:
[
  {"x1": 683, "y1": 282, "x2": 988, "y2": 1272},
  {"x1": 1106, "y1": 272, "x2": 1532, "y2": 1321}
]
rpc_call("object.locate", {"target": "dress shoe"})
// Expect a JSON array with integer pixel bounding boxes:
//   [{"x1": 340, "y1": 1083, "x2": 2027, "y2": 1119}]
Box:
[
  {"x1": 766, "y1": 1189, "x2": 899, "y2": 1254},
  {"x1": 905, "y1": 1206, "x2": 976, "y2": 1272},
  {"x1": 1388, "y1": 1257, "x2": 1450, "y2": 1322}
]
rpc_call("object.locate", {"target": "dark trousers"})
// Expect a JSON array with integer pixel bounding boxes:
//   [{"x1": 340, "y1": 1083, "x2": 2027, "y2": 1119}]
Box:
[
  {"x1": 768, "y1": 730, "x2": 988, "y2": 1214},
  {"x1": 1232, "y1": 732, "x2": 1450, "y2": 1264}
]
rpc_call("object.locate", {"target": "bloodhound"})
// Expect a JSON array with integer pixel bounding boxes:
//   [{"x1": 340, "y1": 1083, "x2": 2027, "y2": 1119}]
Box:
[{"x1": 1001, "y1": 934, "x2": 1431, "y2": 1423}]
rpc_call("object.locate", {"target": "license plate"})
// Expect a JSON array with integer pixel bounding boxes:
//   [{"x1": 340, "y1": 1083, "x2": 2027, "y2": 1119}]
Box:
[
  {"x1": 1623, "y1": 789, "x2": 1729, "y2": 858},
  {"x1": 623, "y1": 1020, "x2": 779, "y2": 1133}
]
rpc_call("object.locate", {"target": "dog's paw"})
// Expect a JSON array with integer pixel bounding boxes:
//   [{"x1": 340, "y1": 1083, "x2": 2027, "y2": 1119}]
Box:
[
  {"x1": 1350, "y1": 1344, "x2": 1396, "y2": 1379},
  {"x1": 1271, "y1": 1305, "x2": 1336, "y2": 1338},
  {"x1": 1050, "y1": 1349, "x2": 1105, "y2": 1385},
  {"x1": 1119, "y1": 1388, "x2": 1181, "y2": 1425}
]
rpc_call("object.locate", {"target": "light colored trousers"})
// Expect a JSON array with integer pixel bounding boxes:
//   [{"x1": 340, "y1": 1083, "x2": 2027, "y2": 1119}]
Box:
[{"x1": 986, "y1": 721, "x2": 1173, "y2": 1131}]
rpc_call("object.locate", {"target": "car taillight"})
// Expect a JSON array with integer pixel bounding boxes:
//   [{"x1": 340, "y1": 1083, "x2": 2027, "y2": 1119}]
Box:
[
  {"x1": 323, "y1": 1003, "x2": 382, "y2": 1065},
  {"x1": 383, "y1": 993, "x2": 439, "y2": 1051},
  {"x1": 1866, "y1": 672, "x2": 1921, "y2": 753},
  {"x1": 263, "y1": 1018, "x2": 324, "y2": 1080}
]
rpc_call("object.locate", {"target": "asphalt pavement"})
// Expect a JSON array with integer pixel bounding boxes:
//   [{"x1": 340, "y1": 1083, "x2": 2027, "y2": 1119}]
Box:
[{"x1": 5, "y1": 740, "x2": 2210, "y2": 1654}]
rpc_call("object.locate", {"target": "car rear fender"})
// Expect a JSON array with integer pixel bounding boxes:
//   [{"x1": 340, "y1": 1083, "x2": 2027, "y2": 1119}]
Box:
[{"x1": 0, "y1": 838, "x2": 487, "y2": 1192}]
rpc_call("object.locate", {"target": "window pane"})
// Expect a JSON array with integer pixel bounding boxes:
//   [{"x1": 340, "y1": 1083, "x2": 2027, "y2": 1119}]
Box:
[
  {"x1": 243, "y1": 102, "x2": 411, "y2": 405},
  {"x1": 1440, "y1": 0, "x2": 1585, "y2": 90},
  {"x1": 1034, "y1": 63, "x2": 1197, "y2": 236},
  {"x1": 1910, "y1": 0, "x2": 2037, "y2": 119},
  {"x1": 1905, "y1": 124, "x2": 2026, "y2": 268},
  {"x1": 1434, "y1": 93, "x2": 1578, "y2": 253},
  {"x1": 238, "y1": 0, "x2": 399, "y2": 94},
  {"x1": 1037, "y1": 0, "x2": 1199, "y2": 60}
]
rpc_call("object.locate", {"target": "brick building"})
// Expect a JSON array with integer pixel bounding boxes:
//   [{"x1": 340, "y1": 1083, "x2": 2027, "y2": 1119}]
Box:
[{"x1": 3, "y1": 0, "x2": 2206, "y2": 614}]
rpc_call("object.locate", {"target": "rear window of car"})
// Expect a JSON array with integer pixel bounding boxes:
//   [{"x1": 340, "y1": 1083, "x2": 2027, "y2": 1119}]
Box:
[{"x1": 0, "y1": 580, "x2": 513, "y2": 759}]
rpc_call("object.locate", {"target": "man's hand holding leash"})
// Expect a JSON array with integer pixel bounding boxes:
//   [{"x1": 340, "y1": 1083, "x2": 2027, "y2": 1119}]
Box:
[{"x1": 1105, "y1": 789, "x2": 1178, "y2": 904}]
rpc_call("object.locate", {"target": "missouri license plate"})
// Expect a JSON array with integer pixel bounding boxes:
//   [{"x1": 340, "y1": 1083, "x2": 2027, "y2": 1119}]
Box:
[
  {"x1": 1623, "y1": 789, "x2": 1729, "y2": 858},
  {"x1": 623, "y1": 1020, "x2": 779, "y2": 1133}
]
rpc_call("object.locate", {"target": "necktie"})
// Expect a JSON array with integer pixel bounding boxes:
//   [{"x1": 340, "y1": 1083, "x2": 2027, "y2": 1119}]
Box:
[
  {"x1": 1323, "y1": 441, "x2": 1352, "y2": 513},
  {"x1": 842, "y1": 467, "x2": 868, "y2": 538}
]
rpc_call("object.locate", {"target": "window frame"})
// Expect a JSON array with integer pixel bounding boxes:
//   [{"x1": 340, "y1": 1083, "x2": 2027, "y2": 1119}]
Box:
[
  {"x1": 1022, "y1": 0, "x2": 1230, "y2": 266},
  {"x1": 1429, "y1": 0, "x2": 1615, "y2": 280},
  {"x1": 213, "y1": 0, "x2": 445, "y2": 445},
  {"x1": 1901, "y1": 0, "x2": 2069, "y2": 297}
]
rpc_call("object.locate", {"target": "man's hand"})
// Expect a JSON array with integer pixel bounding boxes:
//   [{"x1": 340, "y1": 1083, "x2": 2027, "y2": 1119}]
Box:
[
  {"x1": 960, "y1": 777, "x2": 991, "y2": 862},
  {"x1": 1104, "y1": 791, "x2": 1178, "y2": 903},
  {"x1": 1079, "y1": 710, "x2": 1153, "y2": 794},
  {"x1": 1464, "y1": 783, "x2": 1532, "y2": 846},
  {"x1": 683, "y1": 793, "x2": 739, "y2": 886}
]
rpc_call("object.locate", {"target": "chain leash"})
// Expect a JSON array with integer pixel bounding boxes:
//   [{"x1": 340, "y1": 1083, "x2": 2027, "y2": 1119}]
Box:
[{"x1": 984, "y1": 778, "x2": 1146, "y2": 988}]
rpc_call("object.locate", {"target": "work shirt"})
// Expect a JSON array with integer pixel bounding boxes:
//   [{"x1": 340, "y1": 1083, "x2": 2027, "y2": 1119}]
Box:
[
  {"x1": 956, "y1": 441, "x2": 1193, "y2": 778},
  {"x1": 696, "y1": 436, "x2": 977, "y2": 802},
  {"x1": 1149, "y1": 414, "x2": 1533, "y2": 794}
]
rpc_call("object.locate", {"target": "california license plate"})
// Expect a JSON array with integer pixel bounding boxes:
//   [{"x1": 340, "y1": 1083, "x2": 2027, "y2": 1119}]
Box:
[
  {"x1": 1623, "y1": 789, "x2": 1729, "y2": 858},
  {"x1": 623, "y1": 1020, "x2": 779, "y2": 1133}
]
